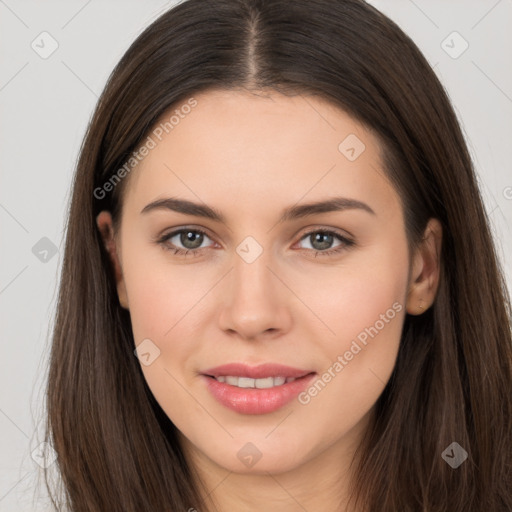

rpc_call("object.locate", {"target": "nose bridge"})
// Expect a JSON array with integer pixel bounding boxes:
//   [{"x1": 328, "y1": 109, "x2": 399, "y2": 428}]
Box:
[
  {"x1": 217, "y1": 234, "x2": 292, "y2": 338},
  {"x1": 231, "y1": 235, "x2": 276, "y2": 298}
]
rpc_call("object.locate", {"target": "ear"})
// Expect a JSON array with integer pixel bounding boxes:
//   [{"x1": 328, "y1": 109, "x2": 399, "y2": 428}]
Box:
[
  {"x1": 96, "y1": 211, "x2": 129, "y2": 309},
  {"x1": 406, "y1": 218, "x2": 443, "y2": 315}
]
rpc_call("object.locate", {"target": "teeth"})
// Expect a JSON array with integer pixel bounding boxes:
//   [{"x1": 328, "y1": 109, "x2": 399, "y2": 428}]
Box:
[
  {"x1": 255, "y1": 377, "x2": 274, "y2": 389},
  {"x1": 238, "y1": 377, "x2": 255, "y2": 388},
  {"x1": 214, "y1": 376, "x2": 297, "y2": 388},
  {"x1": 225, "y1": 376, "x2": 238, "y2": 386}
]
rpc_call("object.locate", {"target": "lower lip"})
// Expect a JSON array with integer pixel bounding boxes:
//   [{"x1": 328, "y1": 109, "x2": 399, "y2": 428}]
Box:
[{"x1": 202, "y1": 373, "x2": 316, "y2": 415}]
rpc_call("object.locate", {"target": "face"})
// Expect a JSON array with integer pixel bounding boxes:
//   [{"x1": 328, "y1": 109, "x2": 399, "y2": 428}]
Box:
[{"x1": 97, "y1": 89, "x2": 438, "y2": 478}]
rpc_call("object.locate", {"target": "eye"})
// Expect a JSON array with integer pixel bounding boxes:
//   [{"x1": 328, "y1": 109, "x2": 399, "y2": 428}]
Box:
[
  {"x1": 295, "y1": 228, "x2": 355, "y2": 257},
  {"x1": 156, "y1": 228, "x2": 215, "y2": 257},
  {"x1": 155, "y1": 227, "x2": 355, "y2": 258}
]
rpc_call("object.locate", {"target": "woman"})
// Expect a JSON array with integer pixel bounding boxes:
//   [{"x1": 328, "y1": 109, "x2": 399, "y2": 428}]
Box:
[{"x1": 43, "y1": 0, "x2": 512, "y2": 510}]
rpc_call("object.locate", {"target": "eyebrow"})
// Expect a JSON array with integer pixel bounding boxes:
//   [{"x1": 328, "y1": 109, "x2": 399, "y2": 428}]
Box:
[{"x1": 140, "y1": 196, "x2": 376, "y2": 223}]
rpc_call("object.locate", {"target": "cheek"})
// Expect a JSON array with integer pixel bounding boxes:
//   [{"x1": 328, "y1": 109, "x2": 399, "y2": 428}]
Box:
[
  {"x1": 121, "y1": 246, "x2": 216, "y2": 400},
  {"x1": 322, "y1": 266, "x2": 406, "y2": 349},
  {"x1": 305, "y1": 239, "x2": 408, "y2": 348},
  {"x1": 297, "y1": 235, "x2": 408, "y2": 403},
  {"x1": 121, "y1": 249, "x2": 211, "y2": 427},
  {"x1": 296, "y1": 247, "x2": 408, "y2": 429},
  {"x1": 122, "y1": 245, "x2": 209, "y2": 342},
  {"x1": 306, "y1": 274, "x2": 404, "y2": 405}
]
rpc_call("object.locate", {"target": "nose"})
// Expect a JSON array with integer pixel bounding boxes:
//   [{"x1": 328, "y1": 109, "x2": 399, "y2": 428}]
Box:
[{"x1": 217, "y1": 247, "x2": 293, "y2": 341}]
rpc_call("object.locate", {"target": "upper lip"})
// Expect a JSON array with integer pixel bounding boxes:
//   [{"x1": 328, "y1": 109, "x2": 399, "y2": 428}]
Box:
[{"x1": 202, "y1": 363, "x2": 314, "y2": 379}]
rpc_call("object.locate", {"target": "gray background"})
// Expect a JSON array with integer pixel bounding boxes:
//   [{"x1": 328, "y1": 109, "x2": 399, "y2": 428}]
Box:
[{"x1": 1, "y1": 0, "x2": 511, "y2": 510}]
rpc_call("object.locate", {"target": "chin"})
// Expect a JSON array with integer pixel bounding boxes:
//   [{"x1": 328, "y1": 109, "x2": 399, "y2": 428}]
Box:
[{"x1": 201, "y1": 437, "x2": 310, "y2": 475}]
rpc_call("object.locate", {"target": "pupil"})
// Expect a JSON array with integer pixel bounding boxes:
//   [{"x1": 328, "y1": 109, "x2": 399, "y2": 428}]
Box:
[
  {"x1": 313, "y1": 233, "x2": 332, "y2": 250},
  {"x1": 182, "y1": 231, "x2": 203, "y2": 249}
]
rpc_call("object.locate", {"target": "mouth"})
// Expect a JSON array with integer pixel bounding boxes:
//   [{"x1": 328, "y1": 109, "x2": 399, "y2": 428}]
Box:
[
  {"x1": 200, "y1": 363, "x2": 316, "y2": 414},
  {"x1": 205, "y1": 375, "x2": 301, "y2": 388},
  {"x1": 202, "y1": 362, "x2": 313, "y2": 380}
]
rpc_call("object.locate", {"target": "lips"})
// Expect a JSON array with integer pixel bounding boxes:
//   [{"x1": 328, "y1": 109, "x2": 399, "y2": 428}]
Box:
[
  {"x1": 202, "y1": 362, "x2": 312, "y2": 379},
  {"x1": 201, "y1": 363, "x2": 316, "y2": 414}
]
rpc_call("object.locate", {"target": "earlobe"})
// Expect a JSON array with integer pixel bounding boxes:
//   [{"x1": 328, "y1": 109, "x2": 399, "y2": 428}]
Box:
[
  {"x1": 96, "y1": 211, "x2": 129, "y2": 309},
  {"x1": 406, "y1": 218, "x2": 443, "y2": 315}
]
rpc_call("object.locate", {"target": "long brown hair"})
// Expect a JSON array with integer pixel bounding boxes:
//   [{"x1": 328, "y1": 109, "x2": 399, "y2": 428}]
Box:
[{"x1": 42, "y1": 0, "x2": 512, "y2": 510}]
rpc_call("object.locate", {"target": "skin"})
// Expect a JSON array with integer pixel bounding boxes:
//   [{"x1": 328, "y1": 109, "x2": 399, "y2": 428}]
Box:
[{"x1": 96, "y1": 89, "x2": 442, "y2": 511}]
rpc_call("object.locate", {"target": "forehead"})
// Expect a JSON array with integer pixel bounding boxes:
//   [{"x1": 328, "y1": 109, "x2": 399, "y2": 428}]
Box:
[{"x1": 123, "y1": 89, "x2": 400, "y2": 221}]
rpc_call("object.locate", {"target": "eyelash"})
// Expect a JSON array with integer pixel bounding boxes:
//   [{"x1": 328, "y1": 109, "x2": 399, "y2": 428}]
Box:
[{"x1": 155, "y1": 227, "x2": 355, "y2": 258}]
